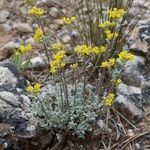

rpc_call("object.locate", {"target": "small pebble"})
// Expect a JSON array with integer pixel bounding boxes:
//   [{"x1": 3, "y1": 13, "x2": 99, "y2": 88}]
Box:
[
  {"x1": 13, "y1": 23, "x2": 33, "y2": 33},
  {"x1": 135, "y1": 143, "x2": 141, "y2": 149},
  {"x1": 62, "y1": 35, "x2": 71, "y2": 43},
  {"x1": 127, "y1": 129, "x2": 135, "y2": 137},
  {"x1": 49, "y1": 7, "x2": 59, "y2": 18}
]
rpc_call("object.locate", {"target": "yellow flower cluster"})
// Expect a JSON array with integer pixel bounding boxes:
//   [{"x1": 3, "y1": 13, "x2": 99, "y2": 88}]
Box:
[
  {"x1": 15, "y1": 44, "x2": 32, "y2": 56},
  {"x1": 103, "y1": 93, "x2": 115, "y2": 107},
  {"x1": 50, "y1": 50, "x2": 66, "y2": 74},
  {"x1": 100, "y1": 58, "x2": 115, "y2": 69},
  {"x1": 108, "y1": 8, "x2": 126, "y2": 19},
  {"x1": 19, "y1": 44, "x2": 32, "y2": 53},
  {"x1": 62, "y1": 16, "x2": 77, "y2": 24},
  {"x1": 51, "y1": 42, "x2": 64, "y2": 51},
  {"x1": 26, "y1": 83, "x2": 42, "y2": 94},
  {"x1": 98, "y1": 21, "x2": 116, "y2": 29},
  {"x1": 118, "y1": 50, "x2": 135, "y2": 62},
  {"x1": 28, "y1": 6, "x2": 46, "y2": 16},
  {"x1": 70, "y1": 63, "x2": 78, "y2": 69},
  {"x1": 105, "y1": 30, "x2": 118, "y2": 40},
  {"x1": 74, "y1": 45, "x2": 106, "y2": 55},
  {"x1": 34, "y1": 28, "x2": 44, "y2": 42}
]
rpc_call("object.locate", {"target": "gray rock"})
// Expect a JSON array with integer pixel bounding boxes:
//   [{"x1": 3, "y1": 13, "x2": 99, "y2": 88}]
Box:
[
  {"x1": 117, "y1": 83, "x2": 143, "y2": 107},
  {"x1": 62, "y1": 34, "x2": 71, "y2": 44},
  {"x1": 139, "y1": 21, "x2": 150, "y2": 43},
  {"x1": 25, "y1": 37, "x2": 35, "y2": 45},
  {"x1": 130, "y1": 39, "x2": 149, "y2": 53},
  {"x1": 129, "y1": 21, "x2": 150, "y2": 54},
  {"x1": 0, "y1": 63, "x2": 37, "y2": 149},
  {"x1": 115, "y1": 83, "x2": 143, "y2": 124},
  {"x1": 29, "y1": 56, "x2": 46, "y2": 70},
  {"x1": 0, "y1": 23, "x2": 11, "y2": 34},
  {"x1": 0, "y1": 10, "x2": 10, "y2": 23},
  {"x1": 141, "y1": 81, "x2": 150, "y2": 105},
  {"x1": 1, "y1": 40, "x2": 21, "y2": 52},
  {"x1": 122, "y1": 56, "x2": 146, "y2": 87},
  {"x1": 117, "y1": 84, "x2": 141, "y2": 96},
  {"x1": 49, "y1": 7, "x2": 60, "y2": 18},
  {"x1": 0, "y1": 63, "x2": 27, "y2": 89}
]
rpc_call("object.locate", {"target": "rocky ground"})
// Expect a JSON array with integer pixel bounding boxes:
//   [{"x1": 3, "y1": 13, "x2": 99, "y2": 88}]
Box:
[{"x1": 0, "y1": 0, "x2": 150, "y2": 149}]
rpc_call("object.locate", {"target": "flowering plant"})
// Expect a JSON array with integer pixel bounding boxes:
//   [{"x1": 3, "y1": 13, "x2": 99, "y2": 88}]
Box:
[{"x1": 15, "y1": 0, "x2": 144, "y2": 147}]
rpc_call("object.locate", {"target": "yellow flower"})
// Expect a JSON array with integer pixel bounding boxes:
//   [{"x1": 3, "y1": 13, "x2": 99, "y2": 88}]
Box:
[
  {"x1": 108, "y1": 8, "x2": 126, "y2": 19},
  {"x1": 62, "y1": 16, "x2": 77, "y2": 24},
  {"x1": 18, "y1": 44, "x2": 32, "y2": 53},
  {"x1": 70, "y1": 17, "x2": 77, "y2": 22},
  {"x1": 50, "y1": 67, "x2": 57, "y2": 74},
  {"x1": 34, "y1": 28, "x2": 44, "y2": 42},
  {"x1": 54, "y1": 50, "x2": 66, "y2": 60},
  {"x1": 115, "y1": 79, "x2": 122, "y2": 86},
  {"x1": 50, "y1": 61, "x2": 66, "y2": 74},
  {"x1": 50, "y1": 50, "x2": 66, "y2": 74},
  {"x1": 100, "y1": 58, "x2": 115, "y2": 69},
  {"x1": 118, "y1": 50, "x2": 135, "y2": 62},
  {"x1": 51, "y1": 42, "x2": 64, "y2": 50},
  {"x1": 105, "y1": 30, "x2": 118, "y2": 39},
  {"x1": 92, "y1": 46, "x2": 100, "y2": 55},
  {"x1": 26, "y1": 83, "x2": 42, "y2": 94},
  {"x1": 74, "y1": 45, "x2": 91, "y2": 55},
  {"x1": 109, "y1": 58, "x2": 115, "y2": 66},
  {"x1": 98, "y1": 21, "x2": 116, "y2": 29},
  {"x1": 60, "y1": 62, "x2": 65, "y2": 68},
  {"x1": 15, "y1": 52, "x2": 21, "y2": 56},
  {"x1": 103, "y1": 93, "x2": 115, "y2": 107},
  {"x1": 26, "y1": 85, "x2": 34, "y2": 93},
  {"x1": 28, "y1": 6, "x2": 46, "y2": 16},
  {"x1": 74, "y1": 45, "x2": 106, "y2": 56},
  {"x1": 33, "y1": 83, "x2": 42, "y2": 93},
  {"x1": 118, "y1": 50, "x2": 128, "y2": 61},
  {"x1": 70, "y1": 63, "x2": 78, "y2": 69},
  {"x1": 105, "y1": 30, "x2": 113, "y2": 39},
  {"x1": 100, "y1": 46, "x2": 107, "y2": 53},
  {"x1": 101, "y1": 61, "x2": 110, "y2": 68}
]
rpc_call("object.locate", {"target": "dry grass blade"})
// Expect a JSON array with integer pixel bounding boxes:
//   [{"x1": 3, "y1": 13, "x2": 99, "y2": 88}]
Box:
[
  {"x1": 111, "y1": 107, "x2": 138, "y2": 129},
  {"x1": 111, "y1": 132, "x2": 150, "y2": 150}
]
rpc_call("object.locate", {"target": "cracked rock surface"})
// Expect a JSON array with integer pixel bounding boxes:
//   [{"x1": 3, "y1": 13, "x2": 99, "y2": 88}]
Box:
[{"x1": 0, "y1": 63, "x2": 37, "y2": 149}]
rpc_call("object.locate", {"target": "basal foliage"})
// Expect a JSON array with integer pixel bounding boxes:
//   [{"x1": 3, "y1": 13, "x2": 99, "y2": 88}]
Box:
[{"x1": 32, "y1": 83, "x2": 100, "y2": 138}]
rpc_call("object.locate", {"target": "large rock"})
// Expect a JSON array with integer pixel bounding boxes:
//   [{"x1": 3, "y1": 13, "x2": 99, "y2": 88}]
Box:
[
  {"x1": 115, "y1": 84, "x2": 143, "y2": 124},
  {"x1": 139, "y1": 21, "x2": 150, "y2": 44},
  {"x1": 141, "y1": 81, "x2": 150, "y2": 105},
  {"x1": 122, "y1": 56, "x2": 146, "y2": 87},
  {"x1": 0, "y1": 63, "x2": 37, "y2": 149},
  {"x1": 0, "y1": 63, "x2": 53, "y2": 149},
  {"x1": 129, "y1": 20, "x2": 150, "y2": 55}
]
